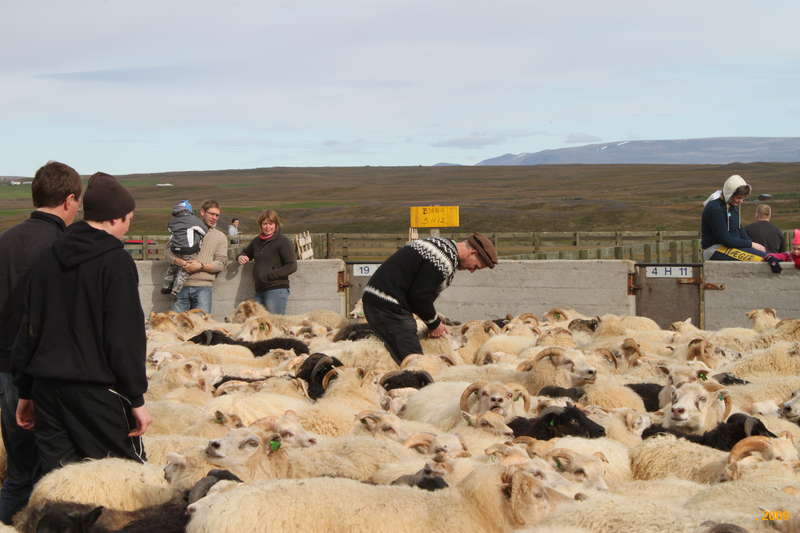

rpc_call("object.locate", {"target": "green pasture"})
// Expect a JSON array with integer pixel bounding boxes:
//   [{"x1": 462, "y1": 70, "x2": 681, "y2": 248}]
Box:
[{"x1": 1, "y1": 163, "x2": 798, "y2": 233}]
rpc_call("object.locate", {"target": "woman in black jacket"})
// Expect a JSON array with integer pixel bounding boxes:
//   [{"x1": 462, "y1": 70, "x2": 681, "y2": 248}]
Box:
[{"x1": 237, "y1": 209, "x2": 297, "y2": 314}]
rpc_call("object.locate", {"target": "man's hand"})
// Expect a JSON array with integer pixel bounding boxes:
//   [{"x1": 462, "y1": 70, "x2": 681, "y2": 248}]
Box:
[
  {"x1": 752, "y1": 242, "x2": 767, "y2": 253},
  {"x1": 427, "y1": 322, "x2": 447, "y2": 338},
  {"x1": 237, "y1": 255, "x2": 249, "y2": 265},
  {"x1": 184, "y1": 260, "x2": 203, "y2": 274},
  {"x1": 16, "y1": 399, "x2": 35, "y2": 430},
  {"x1": 128, "y1": 406, "x2": 152, "y2": 437}
]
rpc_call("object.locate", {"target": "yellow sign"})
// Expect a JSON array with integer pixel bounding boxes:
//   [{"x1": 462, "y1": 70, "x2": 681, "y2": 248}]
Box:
[{"x1": 410, "y1": 206, "x2": 459, "y2": 228}]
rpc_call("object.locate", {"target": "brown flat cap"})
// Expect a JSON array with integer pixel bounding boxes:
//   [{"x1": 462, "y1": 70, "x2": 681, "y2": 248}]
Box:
[{"x1": 467, "y1": 232, "x2": 498, "y2": 268}]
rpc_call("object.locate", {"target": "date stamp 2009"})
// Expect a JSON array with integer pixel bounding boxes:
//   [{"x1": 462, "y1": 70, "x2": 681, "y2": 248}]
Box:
[{"x1": 759, "y1": 509, "x2": 791, "y2": 521}]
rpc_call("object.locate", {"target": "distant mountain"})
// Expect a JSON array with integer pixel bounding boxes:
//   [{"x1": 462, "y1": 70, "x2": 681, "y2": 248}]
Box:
[{"x1": 477, "y1": 137, "x2": 800, "y2": 165}]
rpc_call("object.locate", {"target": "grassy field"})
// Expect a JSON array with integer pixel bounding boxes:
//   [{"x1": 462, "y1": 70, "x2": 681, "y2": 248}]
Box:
[{"x1": 1, "y1": 163, "x2": 798, "y2": 234}]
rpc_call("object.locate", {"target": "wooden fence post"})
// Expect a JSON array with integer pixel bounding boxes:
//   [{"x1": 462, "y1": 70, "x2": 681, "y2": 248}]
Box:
[
  {"x1": 669, "y1": 241, "x2": 679, "y2": 263},
  {"x1": 579, "y1": 249, "x2": 589, "y2": 260}
]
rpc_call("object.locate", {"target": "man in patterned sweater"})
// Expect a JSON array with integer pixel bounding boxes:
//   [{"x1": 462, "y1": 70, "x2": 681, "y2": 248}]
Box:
[{"x1": 362, "y1": 233, "x2": 497, "y2": 365}]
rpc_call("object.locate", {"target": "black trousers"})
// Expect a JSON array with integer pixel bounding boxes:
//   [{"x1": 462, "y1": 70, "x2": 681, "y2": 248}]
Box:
[
  {"x1": 31, "y1": 380, "x2": 146, "y2": 475},
  {"x1": 363, "y1": 301, "x2": 422, "y2": 365},
  {"x1": 0, "y1": 372, "x2": 39, "y2": 524}
]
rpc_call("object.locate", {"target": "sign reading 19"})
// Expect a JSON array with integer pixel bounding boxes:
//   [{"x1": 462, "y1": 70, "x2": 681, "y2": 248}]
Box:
[{"x1": 352, "y1": 264, "x2": 380, "y2": 277}]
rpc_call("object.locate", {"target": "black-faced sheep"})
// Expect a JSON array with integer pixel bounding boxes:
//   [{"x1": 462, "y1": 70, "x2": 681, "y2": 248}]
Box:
[
  {"x1": 380, "y1": 369, "x2": 434, "y2": 391},
  {"x1": 332, "y1": 322, "x2": 377, "y2": 342},
  {"x1": 643, "y1": 413, "x2": 777, "y2": 451},
  {"x1": 508, "y1": 405, "x2": 606, "y2": 440}
]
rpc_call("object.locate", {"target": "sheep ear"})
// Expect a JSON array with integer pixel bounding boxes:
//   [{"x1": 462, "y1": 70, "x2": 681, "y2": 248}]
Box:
[
  {"x1": 166, "y1": 452, "x2": 187, "y2": 466},
  {"x1": 505, "y1": 470, "x2": 538, "y2": 527},
  {"x1": 71, "y1": 506, "x2": 104, "y2": 528},
  {"x1": 593, "y1": 451, "x2": 609, "y2": 463},
  {"x1": 357, "y1": 412, "x2": 381, "y2": 431},
  {"x1": 461, "y1": 410, "x2": 478, "y2": 427},
  {"x1": 357, "y1": 368, "x2": 367, "y2": 379}
]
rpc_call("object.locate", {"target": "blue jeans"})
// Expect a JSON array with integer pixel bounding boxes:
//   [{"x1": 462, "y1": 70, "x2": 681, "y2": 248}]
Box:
[
  {"x1": 256, "y1": 288, "x2": 289, "y2": 315},
  {"x1": 172, "y1": 286, "x2": 213, "y2": 314},
  {"x1": 0, "y1": 372, "x2": 39, "y2": 524}
]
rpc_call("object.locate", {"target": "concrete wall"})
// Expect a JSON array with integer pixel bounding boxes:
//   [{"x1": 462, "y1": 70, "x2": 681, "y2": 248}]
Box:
[
  {"x1": 436, "y1": 260, "x2": 636, "y2": 321},
  {"x1": 703, "y1": 261, "x2": 800, "y2": 329},
  {"x1": 136, "y1": 259, "x2": 346, "y2": 319}
]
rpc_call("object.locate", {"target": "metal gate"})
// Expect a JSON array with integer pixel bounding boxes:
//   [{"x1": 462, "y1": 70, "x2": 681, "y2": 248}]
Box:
[
  {"x1": 343, "y1": 261, "x2": 382, "y2": 314},
  {"x1": 632, "y1": 264, "x2": 704, "y2": 329}
]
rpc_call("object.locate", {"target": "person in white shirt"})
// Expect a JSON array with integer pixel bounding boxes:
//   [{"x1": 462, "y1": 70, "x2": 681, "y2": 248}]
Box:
[{"x1": 228, "y1": 217, "x2": 240, "y2": 245}]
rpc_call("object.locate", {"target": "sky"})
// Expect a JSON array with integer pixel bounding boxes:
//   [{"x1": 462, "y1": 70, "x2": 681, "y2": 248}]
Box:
[{"x1": 2, "y1": 0, "x2": 799, "y2": 175}]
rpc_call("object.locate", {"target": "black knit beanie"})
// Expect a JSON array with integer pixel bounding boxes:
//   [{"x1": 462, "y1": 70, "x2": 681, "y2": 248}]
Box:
[{"x1": 83, "y1": 172, "x2": 136, "y2": 222}]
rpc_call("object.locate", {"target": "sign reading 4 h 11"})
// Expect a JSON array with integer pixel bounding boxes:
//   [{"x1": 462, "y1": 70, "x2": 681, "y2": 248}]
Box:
[{"x1": 410, "y1": 206, "x2": 459, "y2": 228}]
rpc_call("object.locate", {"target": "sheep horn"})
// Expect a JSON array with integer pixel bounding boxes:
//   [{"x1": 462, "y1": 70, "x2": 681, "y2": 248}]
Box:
[
  {"x1": 460, "y1": 381, "x2": 487, "y2": 413},
  {"x1": 516, "y1": 359, "x2": 536, "y2": 372},
  {"x1": 596, "y1": 348, "x2": 618, "y2": 369},
  {"x1": 507, "y1": 383, "x2": 531, "y2": 414},
  {"x1": 484, "y1": 321, "x2": 502, "y2": 334},
  {"x1": 511, "y1": 436, "x2": 542, "y2": 457},
  {"x1": 321, "y1": 368, "x2": 339, "y2": 391},
  {"x1": 403, "y1": 433, "x2": 435, "y2": 452},
  {"x1": 517, "y1": 313, "x2": 539, "y2": 324},
  {"x1": 546, "y1": 448, "x2": 576, "y2": 470},
  {"x1": 438, "y1": 354, "x2": 457, "y2": 366},
  {"x1": 729, "y1": 436, "x2": 772, "y2": 464},
  {"x1": 399, "y1": 354, "x2": 421, "y2": 368},
  {"x1": 355, "y1": 410, "x2": 383, "y2": 429},
  {"x1": 250, "y1": 416, "x2": 277, "y2": 431},
  {"x1": 721, "y1": 394, "x2": 733, "y2": 421},
  {"x1": 533, "y1": 347, "x2": 566, "y2": 365}
]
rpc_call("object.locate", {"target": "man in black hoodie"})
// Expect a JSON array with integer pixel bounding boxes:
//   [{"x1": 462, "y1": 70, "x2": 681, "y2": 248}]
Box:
[
  {"x1": 13, "y1": 172, "x2": 151, "y2": 475},
  {"x1": 0, "y1": 161, "x2": 81, "y2": 523}
]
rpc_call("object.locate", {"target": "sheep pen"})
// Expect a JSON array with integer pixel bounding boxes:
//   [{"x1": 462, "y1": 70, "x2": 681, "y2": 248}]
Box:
[{"x1": 8, "y1": 301, "x2": 800, "y2": 533}]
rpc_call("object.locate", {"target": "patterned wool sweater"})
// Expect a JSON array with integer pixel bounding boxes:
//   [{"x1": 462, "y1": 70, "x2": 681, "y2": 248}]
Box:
[{"x1": 362, "y1": 237, "x2": 458, "y2": 331}]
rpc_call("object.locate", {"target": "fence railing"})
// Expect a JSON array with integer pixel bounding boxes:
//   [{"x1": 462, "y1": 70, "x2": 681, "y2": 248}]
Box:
[{"x1": 124, "y1": 230, "x2": 792, "y2": 263}]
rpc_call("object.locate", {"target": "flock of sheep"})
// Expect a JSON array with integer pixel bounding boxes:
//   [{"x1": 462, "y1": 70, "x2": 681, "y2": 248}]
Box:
[{"x1": 2, "y1": 301, "x2": 800, "y2": 533}]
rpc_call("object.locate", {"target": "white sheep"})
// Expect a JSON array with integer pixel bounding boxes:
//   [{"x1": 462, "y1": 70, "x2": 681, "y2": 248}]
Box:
[
  {"x1": 629, "y1": 434, "x2": 728, "y2": 483},
  {"x1": 185, "y1": 464, "x2": 563, "y2": 533},
  {"x1": 17, "y1": 458, "x2": 175, "y2": 530}
]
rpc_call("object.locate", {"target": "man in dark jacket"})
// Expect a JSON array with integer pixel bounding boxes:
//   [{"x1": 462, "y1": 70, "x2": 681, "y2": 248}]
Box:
[
  {"x1": 0, "y1": 161, "x2": 81, "y2": 523},
  {"x1": 13, "y1": 172, "x2": 151, "y2": 475},
  {"x1": 700, "y1": 174, "x2": 766, "y2": 261},
  {"x1": 362, "y1": 233, "x2": 497, "y2": 365},
  {"x1": 745, "y1": 204, "x2": 786, "y2": 254}
]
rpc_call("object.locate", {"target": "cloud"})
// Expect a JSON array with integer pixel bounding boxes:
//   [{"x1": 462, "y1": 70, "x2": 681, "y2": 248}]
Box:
[
  {"x1": 431, "y1": 134, "x2": 507, "y2": 149},
  {"x1": 37, "y1": 66, "x2": 204, "y2": 84},
  {"x1": 431, "y1": 129, "x2": 549, "y2": 149},
  {"x1": 565, "y1": 133, "x2": 603, "y2": 144}
]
